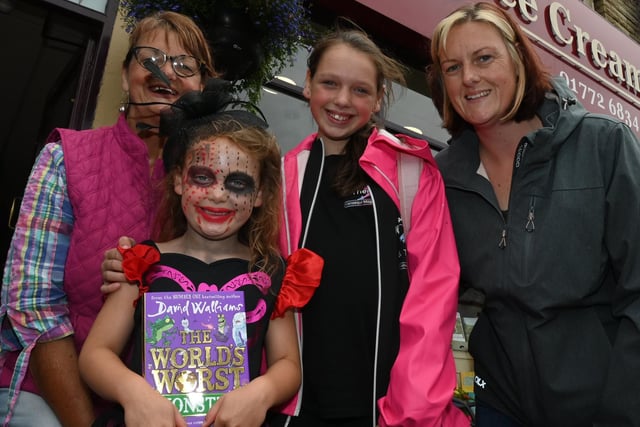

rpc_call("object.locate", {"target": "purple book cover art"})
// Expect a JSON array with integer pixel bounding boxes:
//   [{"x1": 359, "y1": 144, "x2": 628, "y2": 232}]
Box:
[{"x1": 142, "y1": 291, "x2": 250, "y2": 425}]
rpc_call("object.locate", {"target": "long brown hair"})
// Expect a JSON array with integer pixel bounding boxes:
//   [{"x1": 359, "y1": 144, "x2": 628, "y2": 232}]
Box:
[
  {"x1": 154, "y1": 79, "x2": 281, "y2": 274},
  {"x1": 307, "y1": 26, "x2": 406, "y2": 196},
  {"x1": 428, "y1": 2, "x2": 552, "y2": 135},
  {"x1": 155, "y1": 123, "x2": 282, "y2": 274}
]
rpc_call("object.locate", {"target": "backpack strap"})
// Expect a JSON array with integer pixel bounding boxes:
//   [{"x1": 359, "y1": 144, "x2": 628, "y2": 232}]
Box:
[
  {"x1": 376, "y1": 128, "x2": 424, "y2": 233},
  {"x1": 397, "y1": 151, "x2": 423, "y2": 233}
]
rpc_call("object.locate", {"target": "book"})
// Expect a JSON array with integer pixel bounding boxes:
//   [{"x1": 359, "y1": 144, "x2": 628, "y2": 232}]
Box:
[{"x1": 142, "y1": 291, "x2": 250, "y2": 426}]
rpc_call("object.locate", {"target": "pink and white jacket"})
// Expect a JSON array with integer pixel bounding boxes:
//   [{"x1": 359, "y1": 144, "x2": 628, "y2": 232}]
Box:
[{"x1": 278, "y1": 128, "x2": 470, "y2": 427}]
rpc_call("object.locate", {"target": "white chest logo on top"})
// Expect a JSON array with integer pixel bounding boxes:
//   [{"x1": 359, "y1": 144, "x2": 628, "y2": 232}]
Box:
[{"x1": 475, "y1": 375, "x2": 487, "y2": 389}]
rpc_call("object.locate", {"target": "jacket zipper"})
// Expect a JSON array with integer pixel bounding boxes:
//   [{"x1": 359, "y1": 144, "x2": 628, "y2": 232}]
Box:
[
  {"x1": 369, "y1": 186, "x2": 383, "y2": 427},
  {"x1": 498, "y1": 229, "x2": 507, "y2": 248},
  {"x1": 293, "y1": 141, "x2": 325, "y2": 418},
  {"x1": 523, "y1": 196, "x2": 536, "y2": 281},
  {"x1": 526, "y1": 197, "x2": 536, "y2": 232},
  {"x1": 300, "y1": 141, "x2": 325, "y2": 248},
  {"x1": 498, "y1": 140, "x2": 530, "y2": 248}
]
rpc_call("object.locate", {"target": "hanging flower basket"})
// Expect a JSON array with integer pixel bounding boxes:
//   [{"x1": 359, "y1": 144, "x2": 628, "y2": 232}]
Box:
[
  {"x1": 119, "y1": 0, "x2": 316, "y2": 103},
  {"x1": 205, "y1": 5, "x2": 265, "y2": 82}
]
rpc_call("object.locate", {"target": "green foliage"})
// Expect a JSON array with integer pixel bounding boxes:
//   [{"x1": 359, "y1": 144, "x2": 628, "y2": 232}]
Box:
[{"x1": 119, "y1": 0, "x2": 315, "y2": 103}]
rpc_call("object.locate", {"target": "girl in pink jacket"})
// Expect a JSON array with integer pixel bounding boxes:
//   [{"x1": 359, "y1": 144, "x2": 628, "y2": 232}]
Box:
[{"x1": 272, "y1": 26, "x2": 470, "y2": 427}]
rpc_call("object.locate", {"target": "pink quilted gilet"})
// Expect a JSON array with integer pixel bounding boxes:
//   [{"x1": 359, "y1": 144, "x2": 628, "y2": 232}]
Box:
[{"x1": 56, "y1": 114, "x2": 164, "y2": 353}]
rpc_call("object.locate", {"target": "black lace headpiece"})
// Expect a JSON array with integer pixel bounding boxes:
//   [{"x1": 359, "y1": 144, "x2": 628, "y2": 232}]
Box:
[{"x1": 160, "y1": 78, "x2": 269, "y2": 172}]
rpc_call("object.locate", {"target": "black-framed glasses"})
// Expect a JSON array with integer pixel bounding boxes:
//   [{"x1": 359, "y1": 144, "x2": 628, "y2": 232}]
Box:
[{"x1": 131, "y1": 46, "x2": 203, "y2": 78}]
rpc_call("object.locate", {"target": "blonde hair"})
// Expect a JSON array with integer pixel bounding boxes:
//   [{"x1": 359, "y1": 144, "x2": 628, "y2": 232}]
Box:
[{"x1": 428, "y1": 2, "x2": 551, "y2": 134}]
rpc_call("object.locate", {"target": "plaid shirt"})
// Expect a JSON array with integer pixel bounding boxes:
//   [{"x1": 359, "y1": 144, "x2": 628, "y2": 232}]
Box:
[{"x1": 0, "y1": 142, "x2": 74, "y2": 422}]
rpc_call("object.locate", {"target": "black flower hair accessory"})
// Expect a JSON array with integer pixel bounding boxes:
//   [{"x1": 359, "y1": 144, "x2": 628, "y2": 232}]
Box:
[{"x1": 160, "y1": 78, "x2": 269, "y2": 172}]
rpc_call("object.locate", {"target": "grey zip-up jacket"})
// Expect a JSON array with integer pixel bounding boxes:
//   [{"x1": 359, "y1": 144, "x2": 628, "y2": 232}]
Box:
[{"x1": 436, "y1": 77, "x2": 640, "y2": 427}]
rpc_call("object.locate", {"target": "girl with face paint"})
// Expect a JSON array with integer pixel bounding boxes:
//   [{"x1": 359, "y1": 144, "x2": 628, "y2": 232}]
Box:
[{"x1": 79, "y1": 79, "x2": 321, "y2": 427}]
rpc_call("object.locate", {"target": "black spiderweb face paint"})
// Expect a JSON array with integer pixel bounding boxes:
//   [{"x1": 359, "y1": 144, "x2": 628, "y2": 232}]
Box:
[{"x1": 178, "y1": 137, "x2": 261, "y2": 240}]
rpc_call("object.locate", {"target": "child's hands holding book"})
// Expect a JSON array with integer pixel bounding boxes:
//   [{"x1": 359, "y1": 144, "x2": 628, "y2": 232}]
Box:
[
  {"x1": 121, "y1": 380, "x2": 188, "y2": 427},
  {"x1": 202, "y1": 376, "x2": 272, "y2": 427}
]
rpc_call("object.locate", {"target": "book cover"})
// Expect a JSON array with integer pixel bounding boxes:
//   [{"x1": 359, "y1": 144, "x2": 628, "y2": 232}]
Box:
[{"x1": 142, "y1": 291, "x2": 250, "y2": 426}]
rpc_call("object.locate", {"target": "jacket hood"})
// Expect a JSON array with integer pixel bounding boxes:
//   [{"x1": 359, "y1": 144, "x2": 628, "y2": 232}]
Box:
[
  {"x1": 360, "y1": 127, "x2": 436, "y2": 170},
  {"x1": 541, "y1": 76, "x2": 588, "y2": 142}
]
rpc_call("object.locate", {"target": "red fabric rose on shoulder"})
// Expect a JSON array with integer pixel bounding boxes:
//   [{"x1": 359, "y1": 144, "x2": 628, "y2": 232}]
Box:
[
  {"x1": 271, "y1": 248, "x2": 324, "y2": 319},
  {"x1": 117, "y1": 243, "x2": 160, "y2": 307}
]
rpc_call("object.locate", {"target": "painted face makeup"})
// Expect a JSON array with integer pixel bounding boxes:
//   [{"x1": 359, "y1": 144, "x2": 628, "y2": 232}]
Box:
[
  {"x1": 174, "y1": 137, "x2": 262, "y2": 241},
  {"x1": 186, "y1": 166, "x2": 257, "y2": 196}
]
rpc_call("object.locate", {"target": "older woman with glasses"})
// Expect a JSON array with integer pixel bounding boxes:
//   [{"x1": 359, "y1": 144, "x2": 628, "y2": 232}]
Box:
[{"x1": 0, "y1": 11, "x2": 214, "y2": 426}]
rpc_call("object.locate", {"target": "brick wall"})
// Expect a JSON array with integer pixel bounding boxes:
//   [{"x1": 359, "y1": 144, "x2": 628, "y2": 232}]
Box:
[{"x1": 593, "y1": 0, "x2": 640, "y2": 43}]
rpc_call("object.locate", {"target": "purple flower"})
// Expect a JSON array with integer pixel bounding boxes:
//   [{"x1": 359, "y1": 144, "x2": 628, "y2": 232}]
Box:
[{"x1": 120, "y1": 0, "x2": 315, "y2": 102}]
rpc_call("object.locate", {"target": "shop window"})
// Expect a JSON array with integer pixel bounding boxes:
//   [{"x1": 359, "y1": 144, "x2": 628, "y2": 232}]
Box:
[
  {"x1": 259, "y1": 86, "x2": 318, "y2": 153},
  {"x1": 63, "y1": 0, "x2": 108, "y2": 13}
]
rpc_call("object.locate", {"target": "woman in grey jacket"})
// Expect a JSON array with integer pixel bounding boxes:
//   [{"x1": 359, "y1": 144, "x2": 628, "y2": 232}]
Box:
[{"x1": 428, "y1": 2, "x2": 640, "y2": 426}]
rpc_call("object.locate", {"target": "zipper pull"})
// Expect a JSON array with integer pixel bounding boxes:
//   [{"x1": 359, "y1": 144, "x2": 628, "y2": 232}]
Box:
[
  {"x1": 498, "y1": 229, "x2": 507, "y2": 248},
  {"x1": 526, "y1": 205, "x2": 535, "y2": 232},
  {"x1": 562, "y1": 97, "x2": 577, "y2": 109}
]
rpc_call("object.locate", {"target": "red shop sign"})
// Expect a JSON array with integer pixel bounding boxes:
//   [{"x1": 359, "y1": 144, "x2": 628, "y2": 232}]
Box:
[{"x1": 359, "y1": 0, "x2": 640, "y2": 137}]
